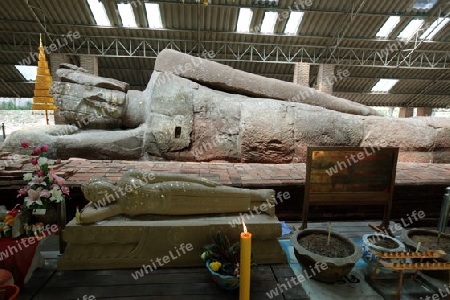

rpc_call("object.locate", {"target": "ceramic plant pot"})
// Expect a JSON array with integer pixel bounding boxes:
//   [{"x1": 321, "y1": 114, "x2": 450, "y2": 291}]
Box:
[
  {"x1": 402, "y1": 229, "x2": 450, "y2": 261},
  {"x1": 205, "y1": 260, "x2": 239, "y2": 290},
  {"x1": 362, "y1": 233, "x2": 405, "y2": 264},
  {"x1": 402, "y1": 229, "x2": 450, "y2": 279},
  {"x1": 290, "y1": 229, "x2": 362, "y2": 283}
]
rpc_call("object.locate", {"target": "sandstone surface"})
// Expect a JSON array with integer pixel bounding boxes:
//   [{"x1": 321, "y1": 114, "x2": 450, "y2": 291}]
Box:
[
  {"x1": 154, "y1": 49, "x2": 380, "y2": 116},
  {"x1": 57, "y1": 67, "x2": 130, "y2": 92},
  {"x1": 3, "y1": 51, "x2": 450, "y2": 163},
  {"x1": 51, "y1": 82, "x2": 126, "y2": 129},
  {"x1": 54, "y1": 126, "x2": 145, "y2": 160},
  {"x1": 2, "y1": 125, "x2": 79, "y2": 156},
  {"x1": 58, "y1": 214, "x2": 286, "y2": 270}
]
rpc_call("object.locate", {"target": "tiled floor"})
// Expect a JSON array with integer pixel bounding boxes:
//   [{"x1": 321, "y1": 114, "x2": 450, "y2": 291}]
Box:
[
  {"x1": 1, "y1": 149, "x2": 449, "y2": 189},
  {"x1": 60, "y1": 159, "x2": 450, "y2": 188}
]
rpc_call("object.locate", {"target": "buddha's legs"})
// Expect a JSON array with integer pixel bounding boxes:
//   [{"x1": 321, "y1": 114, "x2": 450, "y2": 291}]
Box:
[{"x1": 164, "y1": 182, "x2": 275, "y2": 215}]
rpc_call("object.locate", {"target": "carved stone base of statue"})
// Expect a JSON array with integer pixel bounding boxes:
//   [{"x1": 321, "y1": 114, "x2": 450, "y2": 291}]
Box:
[{"x1": 57, "y1": 214, "x2": 286, "y2": 270}]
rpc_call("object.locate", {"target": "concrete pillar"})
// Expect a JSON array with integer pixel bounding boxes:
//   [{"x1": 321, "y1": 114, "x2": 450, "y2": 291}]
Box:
[
  {"x1": 49, "y1": 54, "x2": 71, "y2": 124},
  {"x1": 49, "y1": 53, "x2": 70, "y2": 81},
  {"x1": 387, "y1": 107, "x2": 395, "y2": 117},
  {"x1": 293, "y1": 62, "x2": 310, "y2": 86},
  {"x1": 416, "y1": 107, "x2": 433, "y2": 116},
  {"x1": 80, "y1": 55, "x2": 98, "y2": 75},
  {"x1": 317, "y1": 64, "x2": 335, "y2": 94},
  {"x1": 399, "y1": 107, "x2": 414, "y2": 118}
]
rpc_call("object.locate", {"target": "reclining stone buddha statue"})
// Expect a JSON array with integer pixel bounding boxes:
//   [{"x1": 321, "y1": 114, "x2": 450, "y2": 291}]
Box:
[
  {"x1": 58, "y1": 169, "x2": 286, "y2": 270},
  {"x1": 80, "y1": 169, "x2": 276, "y2": 224},
  {"x1": 4, "y1": 49, "x2": 449, "y2": 163}
]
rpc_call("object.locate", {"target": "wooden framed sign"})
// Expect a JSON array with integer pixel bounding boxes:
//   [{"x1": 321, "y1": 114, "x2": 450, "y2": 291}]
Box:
[{"x1": 302, "y1": 146, "x2": 399, "y2": 229}]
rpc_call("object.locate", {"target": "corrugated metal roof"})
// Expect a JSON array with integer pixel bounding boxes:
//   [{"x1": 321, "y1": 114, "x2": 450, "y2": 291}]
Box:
[{"x1": 0, "y1": 0, "x2": 448, "y2": 108}]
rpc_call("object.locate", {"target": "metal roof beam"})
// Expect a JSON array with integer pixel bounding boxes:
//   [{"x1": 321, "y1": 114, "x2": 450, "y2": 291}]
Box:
[
  {"x1": 102, "y1": 0, "x2": 122, "y2": 26},
  {"x1": 1, "y1": 37, "x2": 449, "y2": 69},
  {"x1": 131, "y1": 1, "x2": 148, "y2": 28}
]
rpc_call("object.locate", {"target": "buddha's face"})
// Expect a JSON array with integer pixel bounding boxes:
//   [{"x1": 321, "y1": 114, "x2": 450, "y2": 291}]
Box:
[{"x1": 81, "y1": 177, "x2": 117, "y2": 202}]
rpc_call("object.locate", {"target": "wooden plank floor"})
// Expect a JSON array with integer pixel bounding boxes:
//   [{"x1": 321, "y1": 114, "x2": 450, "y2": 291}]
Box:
[
  {"x1": 17, "y1": 221, "x2": 435, "y2": 300},
  {"x1": 21, "y1": 265, "x2": 307, "y2": 300}
]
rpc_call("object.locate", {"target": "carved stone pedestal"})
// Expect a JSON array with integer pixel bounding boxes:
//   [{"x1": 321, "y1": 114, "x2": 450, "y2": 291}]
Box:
[{"x1": 57, "y1": 214, "x2": 286, "y2": 270}]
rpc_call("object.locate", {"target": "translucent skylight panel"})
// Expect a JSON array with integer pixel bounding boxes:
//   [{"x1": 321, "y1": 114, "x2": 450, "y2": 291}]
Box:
[
  {"x1": 15, "y1": 65, "x2": 37, "y2": 81},
  {"x1": 413, "y1": 0, "x2": 438, "y2": 10},
  {"x1": 397, "y1": 19, "x2": 424, "y2": 40},
  {"x1": 420, "y1": 18, "x2": 449, "y2": 40},
  {"x1": 146, "y1": 3, "x2": 163, "y2": 29},
  {"x1": 260, "y1": 12, "x2": 278, "y2": 34},
  {"x1": 237, "y1": 8, "x2": 252, "y2": 33},
  {"x1": 118, "y1": 3, "x2": 137, "y2": 28},
  {"x1": 371, "y1": 79, "x2": 399, "y2": 92},
  {"x1": 376, "y1": 16, "x2": 400, "y2": 38},
  {"x1": 87, "y1": 0, "x2": 110, "y2": 26},
  {"x1": 284, "y1": 12, "x2": 304, "y2": 35}
]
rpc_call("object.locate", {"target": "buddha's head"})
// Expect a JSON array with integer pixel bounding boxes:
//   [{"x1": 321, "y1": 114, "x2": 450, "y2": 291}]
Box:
[{"x1": 81, "y1": 177, "x2": 118, "y2": 202}]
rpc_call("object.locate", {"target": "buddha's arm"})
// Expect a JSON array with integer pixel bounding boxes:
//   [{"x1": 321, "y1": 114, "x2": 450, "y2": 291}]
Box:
[
  {"x1": 80, "y1": 202, "x2": 123, "y2": 224},
  {"x1": 123, "y1": 169, "x2": 221, "y2": 187}
]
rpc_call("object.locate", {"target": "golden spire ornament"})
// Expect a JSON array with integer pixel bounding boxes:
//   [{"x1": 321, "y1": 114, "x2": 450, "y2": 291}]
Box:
[{"x1": 32, "y1": 34, "x2": 58, "y2": 125}]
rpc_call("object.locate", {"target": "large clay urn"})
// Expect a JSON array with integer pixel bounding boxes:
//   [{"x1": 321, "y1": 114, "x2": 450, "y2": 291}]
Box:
[{"x1": 290, "y1": 229, "x2": 362, "y2": 283}]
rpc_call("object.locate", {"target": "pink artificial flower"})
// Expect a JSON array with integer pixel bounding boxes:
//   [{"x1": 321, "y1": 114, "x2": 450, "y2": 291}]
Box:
[
  {"x1": 50, "y1": 184, "x2": 60, "y2": 190},
  {"x1": 17, "y1": 186, "x2": 30, "y2": 197},
  {"x1": 31, "y1": 157, "x2": 38, "y2": 165},
  {"x1": 21, "y1": 141, "x2": 29, "y2": 148},
  {"x1": 32, "y1": 147, "x2": 41, "y2": 155},
  {"x1": 61, "y1": 186, "x2": 70, "y2": 195},
  {"x1": 52, "y1": 174, "x2": 65, "y2": 185},
  {"x1": 24, "y1": 188, "x2": 43, "y2": 207},
  {"x1": 36, "y1": 169, "x2": 45, "y2": 177},
  {"x1": 40, "y1": 189, "x2": 50, "y2": 198},
  {"x1": 40, "y1": 145, "x2": 49, "y2": 152}
]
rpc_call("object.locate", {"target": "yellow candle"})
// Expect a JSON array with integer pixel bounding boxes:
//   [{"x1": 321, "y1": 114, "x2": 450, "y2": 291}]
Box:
[{"x1": 239, "y1": 220, "x2": 252, "y2": 300}]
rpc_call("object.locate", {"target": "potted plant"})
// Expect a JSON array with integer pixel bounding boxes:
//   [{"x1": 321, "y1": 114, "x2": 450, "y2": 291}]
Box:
[
  {"x1": 290, "y1": 229, "x2": 362, "y2": 283},
  {"x1": 16, "y1": 142, "x2": 69, "y2": 224},
  {"x1": 201, "y1": 231, "x2": 241, "y2": 290}
]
